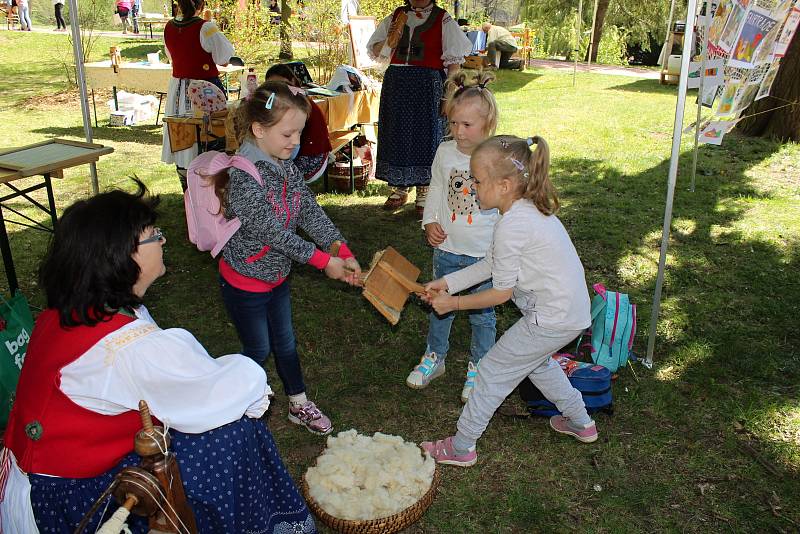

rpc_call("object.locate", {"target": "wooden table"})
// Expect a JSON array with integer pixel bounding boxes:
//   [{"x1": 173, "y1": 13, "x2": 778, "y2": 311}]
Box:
[
  {"x1": 84, "y1": 61, "x2": 244, "y2": 126},
  {"x1": 138, "y1": 17, "x2": 169, "y2": 39},
  {"x1": 0, "y1": 139, "x2": 114, "y2": 293}
]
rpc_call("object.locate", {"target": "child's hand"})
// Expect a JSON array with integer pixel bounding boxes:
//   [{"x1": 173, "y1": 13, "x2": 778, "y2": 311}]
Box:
[
  {"x1": 424, "y1": 277, "x2": 449, "y2": 294},
  {"x1": 424, "y1": 222, "x2": 447, "y2": 247},
  {"x1": 343, "y1": 257, "x2": 363, "y2": 287},
  {"x1": 324, "y1": 256, "x2": 347, "y2": 281},
  {"x1": 430, "y1": 292, "x2": 458, "y2": 315}
]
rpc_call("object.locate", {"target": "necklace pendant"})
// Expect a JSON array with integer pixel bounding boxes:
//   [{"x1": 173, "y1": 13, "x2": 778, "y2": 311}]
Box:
[{"x1": 415, "y1": 11, "x2": 423, "y2": 18}]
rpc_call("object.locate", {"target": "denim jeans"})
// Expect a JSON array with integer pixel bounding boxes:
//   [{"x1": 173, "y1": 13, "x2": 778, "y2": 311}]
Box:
[
  {"x1": 219, "y1": 277, "x2": 306, "y2": 396},
  {"x1": 426, "y1": 249, "x2": 496, "y2": 365}
]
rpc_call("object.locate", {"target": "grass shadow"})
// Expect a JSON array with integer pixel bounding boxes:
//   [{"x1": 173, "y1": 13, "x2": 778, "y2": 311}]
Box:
[{"x1": 31, "y1": 124, "x2": 163, "y2": 145}]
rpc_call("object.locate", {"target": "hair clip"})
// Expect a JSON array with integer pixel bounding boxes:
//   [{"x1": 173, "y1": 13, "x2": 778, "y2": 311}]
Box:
[
  {"x1": 288, "y1": 85, "x2": 306, "y2": 96},
  {"x1": 265, "y1": 92, "x2": 275, "y2": 110},
  {"x1": 509, "y1": 157, "x2": 524, "y2": 171},
  {"x1": 499, "y1": 139, "x2": 510, "y2": 149}
]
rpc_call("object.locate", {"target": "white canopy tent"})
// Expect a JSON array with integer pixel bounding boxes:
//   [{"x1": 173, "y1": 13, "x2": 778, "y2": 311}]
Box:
[{"x1": 67, "y1": 0, "x2": 100, "y2": 195}]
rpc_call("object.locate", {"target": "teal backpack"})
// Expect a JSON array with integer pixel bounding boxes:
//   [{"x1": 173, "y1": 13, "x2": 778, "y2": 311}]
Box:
[{"x1": 578, "y1": 284, "x2": 637, "y2": 373}]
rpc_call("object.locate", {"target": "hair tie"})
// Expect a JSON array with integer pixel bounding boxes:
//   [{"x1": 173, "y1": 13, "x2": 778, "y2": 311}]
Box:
[
  {"x1": 265, "y1": 92, "x2": 275, "y2": 110},
  {"x1": 527, "y1": 137, "x2": 536, "y2": 146},
  {"x1": 288, "y1": 85, "x2": 306, "y2": 96}
]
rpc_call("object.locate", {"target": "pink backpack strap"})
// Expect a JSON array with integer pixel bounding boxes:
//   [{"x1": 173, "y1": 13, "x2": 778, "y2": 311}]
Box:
[
  {"x1": 228, "y1": 155, "x2": 262, "y2": 186},
  {"x1": 593, "y1": 283, "x2": 607, "y2": 300}
]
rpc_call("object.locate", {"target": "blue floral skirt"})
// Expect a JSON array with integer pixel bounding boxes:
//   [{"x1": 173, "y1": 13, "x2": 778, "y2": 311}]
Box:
[
  {"x1": 29, "y1": 417, "x2": 316, "y2": 534},
  {"x1": 375, "y1": 65, "x2": 446, "y2": 187}
]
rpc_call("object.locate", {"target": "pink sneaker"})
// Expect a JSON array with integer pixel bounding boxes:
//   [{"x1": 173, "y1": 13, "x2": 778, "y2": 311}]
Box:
[
  {"x1": 420, "y1": 436, "x2": 477, "y2": 467},
  {"x1": 288, "y1": 401, "x2": 332, "y2": 435},
  {"x1": 549, "y1": 416, "x2": 598, "y2": 443}
]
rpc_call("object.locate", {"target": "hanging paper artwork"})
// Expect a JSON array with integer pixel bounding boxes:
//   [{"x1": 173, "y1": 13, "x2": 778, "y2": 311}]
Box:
[
  {"x1": 718, "y1": 0, "x2": 752, "y2": 53},
  {"x1": 716, "y1": 80, "x2": 741, "y2": 116},
  {"x1": 708, "y1": 0, "x2": 734, "y2": 53},
  {"x1": 731, "y1": 81, "x2": 760, "y2": 113},
  {"x1": 729, "y1": 7, "x2": 779, "y2": 68},
  {"x1": 755, "y1": 60, "x2": 781, "y2": 100},
  {"x1": 700, "y1": 84, "x2": 720, "y2": 108},
  {"x1": 773, "y1": 7, "x2": 800, "y2": 57},
  {"x1": 688, "y1": 59, "x2": 726, "y2": 88},
  {"x1": 699, "y1": 120, "x2": 737, "y2": 145}
]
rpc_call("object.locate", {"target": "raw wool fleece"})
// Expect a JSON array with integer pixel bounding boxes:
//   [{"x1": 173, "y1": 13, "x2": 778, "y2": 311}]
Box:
[{"x1": 305, "y1": 429, "x2": 436, "y2": 521}]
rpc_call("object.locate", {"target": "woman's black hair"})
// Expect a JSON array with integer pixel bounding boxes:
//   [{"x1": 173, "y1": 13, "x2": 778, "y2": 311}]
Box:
[
  {"x1": 39, "y1": 178, "x2": 160, "y2": 327},
  {"x1": 264, "y1": 63, "x2": 302, "y2": 86},
  {"x1": 176, "y1": 0, "x2": 203, "y2": 18}
]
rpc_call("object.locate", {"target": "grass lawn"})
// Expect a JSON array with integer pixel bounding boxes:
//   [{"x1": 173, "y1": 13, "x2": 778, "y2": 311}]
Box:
[{"x1": 1, "y1": 30, "x2": 799, "y2": 532}]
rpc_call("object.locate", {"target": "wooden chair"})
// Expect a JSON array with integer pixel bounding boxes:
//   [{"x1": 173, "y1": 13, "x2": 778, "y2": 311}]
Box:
[
  {"x1": 511, "y1": 28, "x2": 533, "y2": 68},
  {"x1": 3, "y1": 6, "x2": 20, "y2": 30}
]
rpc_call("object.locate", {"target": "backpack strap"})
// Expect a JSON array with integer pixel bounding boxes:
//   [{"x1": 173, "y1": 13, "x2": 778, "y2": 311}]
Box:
[{"x1": 228, "y1": 155, "x2": 263, "y2": 186}]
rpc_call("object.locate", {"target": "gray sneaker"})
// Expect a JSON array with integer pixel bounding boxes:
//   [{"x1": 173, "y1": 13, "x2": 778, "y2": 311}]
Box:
[{"x1": 406, "y1": 353, "x2": 445, "y2": 389}]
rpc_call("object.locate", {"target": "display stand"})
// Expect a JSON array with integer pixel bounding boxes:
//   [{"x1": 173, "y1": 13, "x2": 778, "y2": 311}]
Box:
[{"x1": 660, "y1": 30, "x2": 685, "y2": 85}]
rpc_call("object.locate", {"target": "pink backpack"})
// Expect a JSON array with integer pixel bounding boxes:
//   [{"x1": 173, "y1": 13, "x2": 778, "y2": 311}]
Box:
[{"x1": 184, "y1": 151, "x2": 262, "y2": 257}]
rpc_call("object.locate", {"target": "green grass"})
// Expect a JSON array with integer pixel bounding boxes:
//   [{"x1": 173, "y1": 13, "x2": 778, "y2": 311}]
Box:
[{"x1": 1, "y1": 30, "x2": 799, "y2": 533}]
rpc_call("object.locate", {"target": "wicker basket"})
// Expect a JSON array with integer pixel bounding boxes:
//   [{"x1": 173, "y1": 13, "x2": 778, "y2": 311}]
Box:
[
  {"x1": 302, "y1": 457, "x2": 440, "y2": 534},
  {"x1": 328, "y1": 160, "x2": 370, "y2": 192}
]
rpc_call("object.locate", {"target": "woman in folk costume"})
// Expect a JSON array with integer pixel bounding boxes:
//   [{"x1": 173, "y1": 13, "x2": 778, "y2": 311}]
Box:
[
  {"x1": 367, "y1": 0, "x2": 471, "y2": 216},
  {"x1": 160, "y1": 0, "x2": 234, "y2": 191},
  {"x1": 0, "y1": 180, "x2": 316, "y2": 534}
]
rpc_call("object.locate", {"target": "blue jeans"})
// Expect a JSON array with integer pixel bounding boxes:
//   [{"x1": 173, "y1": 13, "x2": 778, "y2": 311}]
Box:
[
  {"x1": 426, "y1": 249, "x2": 496, "y2": 365},
  {"x1": 219, "y1": 277, "x2": 306, "y2": 396}
]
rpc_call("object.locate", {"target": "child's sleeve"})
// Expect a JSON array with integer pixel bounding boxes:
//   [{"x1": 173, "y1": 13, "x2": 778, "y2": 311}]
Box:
[
  {"x1": 485, "y1": 215, "x2": 527, "y2": 290},
  {"x1": 421, "y1": 147, "x2": 446, "y2": 228},
  {"x1": 227, "y1": 168, "x2": 319, "y2": 265}
]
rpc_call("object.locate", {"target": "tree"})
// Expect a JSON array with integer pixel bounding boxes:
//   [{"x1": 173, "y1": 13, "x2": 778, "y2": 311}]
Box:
[
  {"x1": 736, "y1": 33, "x2": 800, "y2": 142},
  {"x1": 585, "y1": 0, "x2": 610, "y2": 62},
  {"x1": 279, "y1": 0, "x2": 293, "y2": 60}
]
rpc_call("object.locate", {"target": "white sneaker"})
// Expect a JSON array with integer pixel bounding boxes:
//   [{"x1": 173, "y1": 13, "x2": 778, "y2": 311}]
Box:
[
  {"x1": 406, "y1": 353, "x2": 445, "y2": 389},
  {"x1": 461, "y1": 361, "x2": 479, "y2": 403}
]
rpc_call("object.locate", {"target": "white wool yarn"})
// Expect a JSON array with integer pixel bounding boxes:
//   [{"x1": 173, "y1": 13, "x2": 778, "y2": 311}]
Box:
[{"x1": 305, "y1": 429, "x2": 436, "y2": 521}]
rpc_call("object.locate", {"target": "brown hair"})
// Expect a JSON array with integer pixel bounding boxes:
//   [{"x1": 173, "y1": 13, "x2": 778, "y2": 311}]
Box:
[
  {"x1": 176, "y1": 0, "x2": 203, "y2": 17},
  {"x1": 444, "y1": 70, "x2": 498, "y2": 136},
  {"x1": 208, "y1": 81, "x2": 311, "y2": 206},
  {"x1": 264, "y1": 63, "x2": 302, "y2": 86},
  {"x1": 474, "y1": 135, "x2": 558, "y2": 215}
]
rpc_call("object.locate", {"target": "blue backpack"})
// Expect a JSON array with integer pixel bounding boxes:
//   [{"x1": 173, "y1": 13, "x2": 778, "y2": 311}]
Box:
[{"x1": 581, "y1": 284, "x2": 636, "y2": 373}]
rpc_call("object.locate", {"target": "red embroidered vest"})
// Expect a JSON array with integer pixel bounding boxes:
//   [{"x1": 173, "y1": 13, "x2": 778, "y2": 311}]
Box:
[
  {"x1": 3, "y1": 310, "x2": 144, "y2": 478},
  {"x1": 390, "y1": 6, "x2": 445, "y2": 69},
  {"x1": 164, "y1": 17, "x2": 219, "y2": 79},
  {"x1": 299, "y1": 99, "x2": 332, "y2": 156}
]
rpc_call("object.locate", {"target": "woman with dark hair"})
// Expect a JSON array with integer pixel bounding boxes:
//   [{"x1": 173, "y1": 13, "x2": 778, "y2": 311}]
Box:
[
  {"x1": 0, "y1": 181, "x2": 316, "y2": 533},
  {"x1": 264, "y1": 63, "x2": 332, "y2": 184},
  {"x1": 367, "y1": 0, "x2": 471, "y2": 216},
  {"x1": 161, "y1": 0, "x2": 234, "y2": 191}
]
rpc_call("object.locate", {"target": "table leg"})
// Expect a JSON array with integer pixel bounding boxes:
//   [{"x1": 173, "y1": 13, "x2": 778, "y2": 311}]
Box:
[
  {"x1": 324, "y1": 166, "x2": 329, "y2": 193},
  {"x1": 44, "y1": 174, "x2": 58, "y2": 230},
  {"x1": 0, "y1": 206, "x2": 18, "y2": 294},
  {"x1": 149, "y1": 22, "x2": 153, "y2": 39},
  {"x1": 92, "y1": 89, "x2": 98, "y2": 128},
  {"x1": 348, "y1": 139, "x2": 355, "y2": 194},
  {"x1": 156, "y1": 93, "x2": 164, "y2": 125}
]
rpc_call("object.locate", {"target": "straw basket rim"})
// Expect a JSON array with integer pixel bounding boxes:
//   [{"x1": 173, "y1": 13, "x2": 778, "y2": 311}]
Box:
[{"x1": 301, "y1": 447, "x2": 441, "y2": 534}]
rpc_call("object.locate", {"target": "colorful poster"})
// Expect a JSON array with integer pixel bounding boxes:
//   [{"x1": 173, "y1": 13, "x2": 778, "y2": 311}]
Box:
[
  {"x1": 755, "y1": 60, "x2": 781, "y2": 100},
  {"x1": 701, "y1": 84, "x2": 720, "y2": 108},
  {"x1": 700, "y1": 120, "x2": 736, "y2": 145},
  {"x1": 716, "y1": 80, "x2": 741, "y2": 116},
  {"x1": 774, "y1": 7, "x2": 800, "y2": 57},
  {"x1": 718, "y1": 0, "x2": 751, "y2": 53},
  {"x1": 729, "y1": 7, "x2": 779, "y2": 68},
  {"x1": 708, "y1": 0, "x2": 733, "y2": 46},
  {"x1": 688, "y1": 59, "x2": 725, "y2": 88},
  {"x1": 732, "y1": 81, "x2": 760, "y2": 113}
]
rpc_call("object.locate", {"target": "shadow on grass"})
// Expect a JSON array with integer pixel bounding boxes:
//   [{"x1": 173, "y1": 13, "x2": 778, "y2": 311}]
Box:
[
  {"x1": 489, "y1": 70, "x2": 543, "y2": 94},
  {"x1": 31, "y1": 124, "x2": 163, "y2": 145},
  {"x1": 605, "y1": 78, "x2": 680, "y2": 95},
  {"x1": 119, "y1": 43, "x2": 164, "y2": 60}
]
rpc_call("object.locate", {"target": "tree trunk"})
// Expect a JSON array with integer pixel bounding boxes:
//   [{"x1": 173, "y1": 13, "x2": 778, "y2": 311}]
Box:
[
  {"x1": 736, "y1": 30, "x2": 799, "y2": 141},
  {"x1": 279, "y1": 0, "x2": 293, "y2": 60},
  {"x1": 584, "y1": 0, "x2": 610, "y2": 62}
]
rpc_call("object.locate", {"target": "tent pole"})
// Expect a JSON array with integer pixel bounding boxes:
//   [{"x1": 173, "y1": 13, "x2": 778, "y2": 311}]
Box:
[
  {"x1": 68, "y1": 0, "x2": 99, "y2": 195},
  {"x1": 587, "y1": 0, "x2": 598, "y2": 68},
  {"x1": 646, "y1": 0, "x2": 698, "y2": 368},
  {"x1": 690, "y1": 4, "x2": 710, "y2": 193},
  {"x1": 659, "y1": 0, "x2": 678, "y2": 66},
  {"x1": 573, "y1": 0, "x2": 583, "y2": 87}
]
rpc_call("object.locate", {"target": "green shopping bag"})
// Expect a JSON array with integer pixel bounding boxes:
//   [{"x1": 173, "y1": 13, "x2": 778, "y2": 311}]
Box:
[{"x1": 0, "y1": 292, "x2": 35, "y2": 427}]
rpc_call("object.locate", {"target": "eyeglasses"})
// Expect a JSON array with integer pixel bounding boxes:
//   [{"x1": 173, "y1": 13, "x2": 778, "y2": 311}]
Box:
[{"x1": 138, "y1": 227, "x2": 164, "y2": 245}]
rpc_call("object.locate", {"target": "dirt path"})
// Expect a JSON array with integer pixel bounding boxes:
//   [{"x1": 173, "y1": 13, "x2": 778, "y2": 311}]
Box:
[{"x1": 529, "y1": 58, "x2": 661, "y2": 80}]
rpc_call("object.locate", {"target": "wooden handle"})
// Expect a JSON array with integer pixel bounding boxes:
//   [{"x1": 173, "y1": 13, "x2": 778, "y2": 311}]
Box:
[
  {"x1": 123, "y1": 495, "x2": 138, "y2": 511},
  {"x1": 139, "y1": 400, "x2": 155, "y2": 435},
  {"x1": 376, "y1": 262, "x2": 425, "y2": 294}
]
